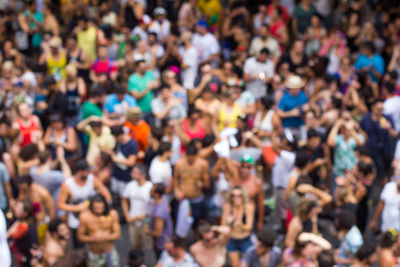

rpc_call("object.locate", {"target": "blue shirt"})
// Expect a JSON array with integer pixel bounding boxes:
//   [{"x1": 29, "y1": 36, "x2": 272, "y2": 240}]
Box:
[
  {"x1": 278, "y1": 91, "x2": 309, "y2": 127},
  {"x1": 103, "y1": 94, "x2": 137, "y2": 114},
  {"x1": 354, "y1": 53, "x2": 384, "y2": 83}
]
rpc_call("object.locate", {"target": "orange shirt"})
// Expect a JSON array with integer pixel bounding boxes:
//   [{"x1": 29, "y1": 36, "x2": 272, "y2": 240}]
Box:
[{"x1": 124, "y1": 120, "x2": 150, "y2": 151}]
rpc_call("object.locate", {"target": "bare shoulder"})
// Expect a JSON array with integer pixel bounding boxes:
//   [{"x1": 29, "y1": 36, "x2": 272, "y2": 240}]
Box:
[
  {"x1": 109, "y1": 209, "x2": 119, "y2": 220},
  {"x1": 78, "y1": 210, "x2": 91, "y2": 223}
]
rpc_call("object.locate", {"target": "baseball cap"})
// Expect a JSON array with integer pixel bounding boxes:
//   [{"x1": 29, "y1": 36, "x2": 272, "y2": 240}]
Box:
[
  {"x1": 241, "y1": 154, "x2": 254, "y2": 165},
  {"x1": 197, "y1": 19, "x2": 208, "y2": 28}
]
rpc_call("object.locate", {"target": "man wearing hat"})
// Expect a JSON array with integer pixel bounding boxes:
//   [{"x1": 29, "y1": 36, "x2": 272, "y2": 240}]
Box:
[
  {"x1": 57, "y1": 159, "x2": 111, "y2": 248},
  {"x1": 192, "y1": 19, "x2": 220, "y2": 67},
  {"x1": 277, "y1": 75, "x2": 309, "y2": 141},
  {"x1": 124, "y1": 107, "x2": 150, "y2": 153},
  {"x1": 148, "y1": 7, "x2": 171, "y2": 42}
]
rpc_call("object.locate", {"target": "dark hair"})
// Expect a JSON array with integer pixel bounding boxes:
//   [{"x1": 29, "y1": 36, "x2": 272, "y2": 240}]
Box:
[
  {"x1": 19, "y1": 200, "x2": 34, "y2": 219},
  {"x1": 89, "y1": 86, "x2": 106, "y2": 98},
  {"x1": 167, "y1": 235, "x2": 185, "y2": 248},
  {"x1": 295, "y1": 175, "x2": 313, "y2": 189},
  {"x1": 295, "y1": 151, "x2": 310, "y2": 168},
  {"x1": 385, "y1": 82, "x2": 396, "y2": 95},
  {"x1": 197, "y1": 221, "x2": 212, "y2": 236},
  {"x1": 89, "y1": 120, "x2": 102, "y2": 129},
  {"x1": 256, "y1": 228, "x2": 276, "y2": 248},
  {"x1": 19, "y1": 175, "x2": 33, "y2": 186},
  {"x1": 54, "y1": 249, "x2": 88, "y2": 267},
  {"x1": 19, "y1": 144, "x2": 39, "y2": 161},
  {"x1": 38, "y1": 150, "x2": 51, "y2": 164},
  {"x1": 134, "y1": 163, "x2": 147, "y2": 176},
  {"x1": 110, "y1": 125, "x2": 124, "y2": 136},
  {"x1": 151, "y1": 127, "x2": 164, "y2": 141},
  {"x1": 380, "y1": 230, "x2": 398, "y2": 248},
  {"x1": 67, "y1": 34, "x2": 77, "y2": 42},
  {"x1": 158, "y1": 141, "x2": 171, "y2": 155},
  {"x1": 188, "y1": 106, "x2": 201, "y2": 117},
  {"x1": 89, "y1": 194, "x2": 110, "y2": 216},
  {"x1": 127, "y1": 250, "x2": 144, "y2": 267},
  {"x1": 114, "y1": 84, "x2": 127, "y2": 95},
  {"x1": 135, "y1": 60, "x2": 146, "y2": 67},
  {"x1": 259, "y1": 47, "x2": 270, "y2": 55},
  {"x1": 362, "y1": 41, "x2": 375, "y2": 53},
  {"x1": 336, "y1": 210, "x2": 356, "y2": 231},
  {"x1": 357, "y1": 161, "x2": 373, "y2": 176},
  {"x1": 48, "y1": 218, "x2": 65, "y2": 234},
  {"x1": 153, "y1": 183, "x2": 165, "y2": 196},
  {"x1": 307, "y1": 128, "x2": 320, "y2": 139},
  {"x1": 49, "y1": 113, "x2": 66, "y2": 127},
  {"x1": 259, "y1": 96, "x2": 274, "y2": 110},
  {"x1": 355, "y1": 145, "x2": 370, "y2": 156},
  {"x1": 355, "y1": 241, "x2": 376, "y2": 261},
  {"x1": 186, "y1": 144, "x2": 198, "y2": 156},
  {"x1": 331, "y1": 96, "x2": 342, "y2": 109},
  {"x1": 317, "y1": 250, "x2": 335, "y2": 267}
]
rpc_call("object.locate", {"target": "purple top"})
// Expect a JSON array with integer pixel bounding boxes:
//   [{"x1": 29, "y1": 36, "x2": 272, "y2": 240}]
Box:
[{"x1": 150, "y1": 198, "x2": 173, "y2": 251}]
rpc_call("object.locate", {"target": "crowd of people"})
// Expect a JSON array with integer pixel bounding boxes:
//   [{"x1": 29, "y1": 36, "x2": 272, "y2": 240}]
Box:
[{"x1": 0, "y1": 0, "x2": 400, "y2": 266}]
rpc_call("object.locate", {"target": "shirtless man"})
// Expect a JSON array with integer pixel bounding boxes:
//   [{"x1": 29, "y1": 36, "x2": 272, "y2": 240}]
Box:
[
  {"x1": 78, "y1": 194, "x2": 121, "y2": 267},
  {"x1": 43, "y1": 218, "x2": 70, "y2": 266},
  {"x1": 190, "y1": 223, "x2": 230, "y2": 267},
  {"x1": 17, "y1": 174, "x2": 54, "y2": 245},
  {"x1": 224, "y1": 155, "x2": 265, "y2": 232},
  {"x1": 173, "y1": 144, "x2": 209, "y2": 227}
]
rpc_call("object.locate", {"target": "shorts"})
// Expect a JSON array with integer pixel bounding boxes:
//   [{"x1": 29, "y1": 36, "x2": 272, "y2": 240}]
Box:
[
  {"x1": 274, "y1": 187, "x2": 288, "y2": 220},
  {"x1": 37, "y1": 222, "x2": 49, "y2": 245},
  {"x1": 88, "y1": 248, "x2": 119, "y2": 267},
  {"x1": 110, "y1": 177, "x2": 128, "y2": 196},
  {"x1": 227, "y1": 236, "x2": 252, "y2": 253},
  {"x1": 128, "y1": 223, "x2": 153, "y2": 250}
]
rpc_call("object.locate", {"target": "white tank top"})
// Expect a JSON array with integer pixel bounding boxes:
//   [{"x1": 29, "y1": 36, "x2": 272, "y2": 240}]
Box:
[
  {"x1": 254, "y1": 110, "x2": 274, "y2": 146},
  {"x1": 65, "y1": 174, "x2": 96, "y2": 229}
]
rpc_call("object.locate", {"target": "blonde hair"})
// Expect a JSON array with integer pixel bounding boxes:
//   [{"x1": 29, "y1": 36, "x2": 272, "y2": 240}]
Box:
[
  {"x1": 228, "y1": 186, "x2": 249, "y2": 205},
  {"x1": 295, "y1": 198, "x2": 317, "y2": 222},
  {"x1": 65, "y1": 64, "x2": 77, "y2": 77}
]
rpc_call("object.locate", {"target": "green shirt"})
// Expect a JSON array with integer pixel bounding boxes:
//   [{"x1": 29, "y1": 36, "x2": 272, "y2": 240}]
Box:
[
  {"x1": 128, "y1": 71, "x2": 155, "y2": 112},
  {"x1": 82, "y1": 101, "x2": 103, "y2": 119}
]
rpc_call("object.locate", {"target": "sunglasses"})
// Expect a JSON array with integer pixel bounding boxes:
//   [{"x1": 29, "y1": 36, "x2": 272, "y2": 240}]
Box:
[
  {"x1": 232, "y1": 193, "x2": 243, "y2": 198},
  {"x1": 241, "y1": 164, "x2": 252, "y2": 169}
]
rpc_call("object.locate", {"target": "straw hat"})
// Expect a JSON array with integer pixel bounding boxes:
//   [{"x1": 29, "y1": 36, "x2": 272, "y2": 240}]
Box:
[
  {"x1": 285, "y1": 75, "x2": 305, "y2": 89},
  {"x1": 126, "y1": 107, "x2": 142, "y2": 121}
]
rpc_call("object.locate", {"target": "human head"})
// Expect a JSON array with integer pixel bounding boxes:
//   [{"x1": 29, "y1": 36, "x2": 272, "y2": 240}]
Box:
[
  {"x1": 317, "y1": 250, "x2": 335, "y2": 267},
  {"x1": 126, "y1": 107, "x2": 142, "y2": 123},
  {"x1": 114, "y1": 84, "x2": 127, "y2": 101},
  {"x1": 295, "y1": 198, "x2": 318, "y2": 222},
  {"x1": 110, "y1": 125, "x2": 126, "y2": 142},
  {"x1": 355, "y1": 241, "x2": 377, "y2": 264},
  {"x1": 197, "y1": 221, "x2": 218, "y2": 246},
  {"x1": 229, "y1": 186, "x2": 248, "y2": 206},
  {"x1": 65, "y1": 64, "x2": 78, "y2": 79},
  {"x1": 294, "y1": 151, "x2": 310, "y2": 169},
  {"x1": 16, "y1": 102, "x2": 32, "y2": 119},
  {"x1": 186, "y1": 144, "x2": 198, "y2": 165},
  {"x1": 49, "y1": 113, "x2": 67, "y2": 131},
  {"x1": 150, "y1": 183, "x2": 165, "y2": 199},
  {"x1": 13, "y1": 199, "x2": 34, "y2": 220},
  {"x1": 164, "y1": 235, "x2": 185, "y2": 258},
  {"x1": 66, "y1": 35, "x2": 78, "y2": 50},
  {"x1": 255, "y1": 228, "x2": 276, "y2": 255},
  {"x1": 180, "y1": 30, "x2": 193, "y2": 44},
  {"x1": 157, "y1": 141, "x2": 171, "y2": 158},
  {"x1": 18, "y1": 175, "x2": 33, "y2": 195},
  {"x1": 98, "y1": 45, "x2": 108, "y2": 60},
  {"x1": 259, "y1": 24, "x2": 269, "y2": 39},
  {"x1": 306, "y1": 129, "x2": 321, "y2": 150},
  {"x1": 38, "y1": 150, "x2": 52, "y2": 165},
  {"x1": 88, "y1": 86, "x2": 106, "y2": 104},
  {"x1": 153, "y1": 7, "x2": 167, "y2": 21},
  {"x1": 131, "y1": 163, "x2": 147, "y2": 182},
  {"x1": 239, "y1": 154, "x2": 254, "y2": 178},
  {"x1": 135, "y1": 60, "x2": 147, "y2": 75},
  {"x1": 380, "y1": 228, "x2": 399, "y2": 248},
  {"x1": 285, "y1": 75, "x2": 304, "y2": 96},
  {"x1": 335, "y1": 209, "x2": 356, "y2": 231},
  {"x1": 95, "y1": 151, "x2": 112, "y2": 168},
  {"x1": 196, "y1": 20, "x2": 208, "y2": 35},
  {"x1": 74, "y1": 160, "x2": 90, "y2": 181},
  {"x1": 361, "y1": 42, "x2": 375, "y2": 56},
  {"x1": 48, "y1": 218, "x2": 70, "y2": 241},
  {"x1": 127, "y1": 250, "x2": 144, "y2": 267},
  {"x1": 89, "y1": 194, "x2": 110, "y2": 216},
  {"x1": 371, "y1": 99, "x2": 384, "y2": 118},
  {"x1": 160, "y1": 86, "x2": 172, "y2": 101},
  {"x1": 257, "y1": 96, "x2": 274, "y2": 111},
  {"x1": 257, "y1": 48, "x2": 270, "y2": 63}
]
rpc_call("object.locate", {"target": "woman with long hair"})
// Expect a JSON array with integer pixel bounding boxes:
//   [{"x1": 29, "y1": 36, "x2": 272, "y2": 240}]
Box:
[{"x1": 221, "y1": 186, "x2": 254, "y2": 267}]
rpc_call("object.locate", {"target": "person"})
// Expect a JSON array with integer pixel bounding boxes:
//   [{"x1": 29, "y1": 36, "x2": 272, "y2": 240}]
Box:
[
  {"x1": 57, "y1": 160, "x2": 111, "y2": 248},
  {"x1": 241, "y1": 228, "x2": 282, "y2": 267},
  {"x1": 43, "y1": 218, "x2": 71, "y2": 266},
  {"x1": 350, "y1": 242, "x2": 377, "y2": 267},
  {"x1": 334, "y1": 210, "x2": 363, "y2": 266},
  {"x1": 277, "y1": 75, "x2": 309, "y2": 141},
  {"x1": 78, "y1": 194, "x2": 121, "y2": 267},
  {"x1": 360, "y1": 100, "x2": 398, "y2": 181},
  {"x1": 146, "y1": 183, "x2": 173, "y2": 258},
  {"x1": 354, "y1": 42, "x2": 384, "y2": 83},
  {"x1": 121, "y1": 164, "x2": 153, "y2": 250},
  {"x1": 192, "y1": 19, "x2": 220, "y2": 67},
  {"x1": 39, "y1": 36, "x2": 66, "y2": 81},
  {"x1": 90, "y1": 45, "x2": 118, "y2": 83},
  {"x1": 7, "y1": 200, "x2": 39, "y2": 267},
  {"x1": 190, "y1": 222, "x2": 230, "y2": 267},
  {"x1": 243, "y1": 48, "x2": 275, "y2": 99},
  {"x1": 221, "y1": 186, "x2": 255, "y2": 267},
  {"x1": 17, "y1": 174, "x2": 55, "y2": 245},
  {"x1": 65, "y1": 34, "x2": 91, "y2": 83},
  {"x1": 124, "y1": 107, "x2": 151, "y2": 154},
  {"x1": 377, "y1": 229, "x2": 398, "y2": 267},
  {"x1": 127, "y1": 249, "x2": 146, "y2": 267},
  {"x1": 109, "y1": 125, "x2": 138, "y2": 196},
  {"x1": 77, "y1": 116, "x2": 116, "y2": 166},
  {"x1": 103, "y1": 84, "x2": 137, "y2": 118},
  {"x1": 12, "y1": 102, "x2": 43, "y2": 148},
  {"x1": 128, "y1": 60, "x2": 159, "y2": 123},
  {"x1": 156, "y1": 235, "x2": 199, "y2": 267},
  {"x1": 81, "y1": 87, "x2": 106, "y2": 121},
  {"x1": 151, "y1": 86, "x2": 187, "y2": 125},
  {"x1": 173, "y1": 144, "x2": 209, "y2": 227},
  {"x1": 179, "y1": 31, "x2": 198, "y2": 90},
  {"x1": 249, "y1": 24, "x2": 281, "y2": 60},
  {"x1": 149, "y1": 142, "x2": 173, "y2": 191},
  {"x1": 0, "y1": 210, "x2": 11, "y2": 267}
]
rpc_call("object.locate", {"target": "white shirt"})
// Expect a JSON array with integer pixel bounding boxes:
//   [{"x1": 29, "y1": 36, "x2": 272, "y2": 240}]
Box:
[
  {"x1": 122, "y1": 180, "x2": 153, "y2": 218},
  {"x1": 384, "y1": 96, "x2": 400, "y2": 131},
  {"x1": 149, "y1": 156, "x2": 172, "y2": 187},
  {"x1": 271, "y1": 150, "x2": 296, "y2": 188},
  {"x1": 249, "y1": 37, "x2": 281, "y2": 58},
  {"x1": 131, "y1": 27, "x2": 148, "y2": 41},
  {"x1": 179, "y1": 46, "x2": 198, "y2": 89},
  {"x1": 244, "y1": 57, "x2": 274, "y2": 99},
  {"x1": 380, "y1": 181, "x2": 400, "y2": 231},
  {"x1": 148, "y1": 19, "x2": 171, "y2": 41},
  {"x1": 192, "y1": 32, "x2": 220, "y2": 67},
  {"x1": 0, "y1": 211, "x2": 11, "y2": 267}
]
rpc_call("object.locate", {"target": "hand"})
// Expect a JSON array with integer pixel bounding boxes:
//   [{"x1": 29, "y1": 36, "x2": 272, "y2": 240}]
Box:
[
  {"x1": 314, "y1": 158, "x2": 326, "y2": 167},
  {"x1": 290, "y1": 108, "x2": 301, "y2": 117},
  {"x1": 297, "y1": 183, "x2": 314, "y2": 194},
  {"x1": 56, "y1": 146, "x2": 65, "y2": 159},
  {"x1": 174, "y1": 189, "x2": 184, "y2": 201},
  {"x1": 137, "y1": 151, "x2": 145, "y2": 159},
  {"x1": 201, "y1": 74, "x2": 212, "y2": 84},
  {"x1": 135, "y1": 215, "x2": 145, "y2": 221},
  {"x1": 381, "y1": 118, "x2": 392, "y2": 130},
  {"x1": 126, "y1": 216, "x2": 134, "y2": 223},
  {"x1": 77, "y1": 201, "x2": 89, "y2": 212}
]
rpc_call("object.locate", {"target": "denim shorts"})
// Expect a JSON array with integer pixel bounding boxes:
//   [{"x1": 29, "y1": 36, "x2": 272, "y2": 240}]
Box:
[{"x1": 227, "y1": 236, "x2": 253, "y2": 253}]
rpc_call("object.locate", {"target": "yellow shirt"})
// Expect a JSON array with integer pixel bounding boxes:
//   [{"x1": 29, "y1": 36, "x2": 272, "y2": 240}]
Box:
[
  {"x1": 47, "y1": 50, "x2": 66, "y2": 80},
  {"x1": 85, "y1": 125, "x2": 116, "y2": 166},
  {"x1": 218, "y1": 102, "x2": 242, "y2": 131},
  {"x1": 78, "y1": 26, "x2": 97, "y2": 61}
]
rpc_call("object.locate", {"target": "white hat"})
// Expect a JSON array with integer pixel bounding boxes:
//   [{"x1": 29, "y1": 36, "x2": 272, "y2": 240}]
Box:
[
  {"x1": 285, "y1": 75, "x2": 305, "y2": 89},
  {"x1": 154, "y1": 7, "x2": 167, "y2": 16}
]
